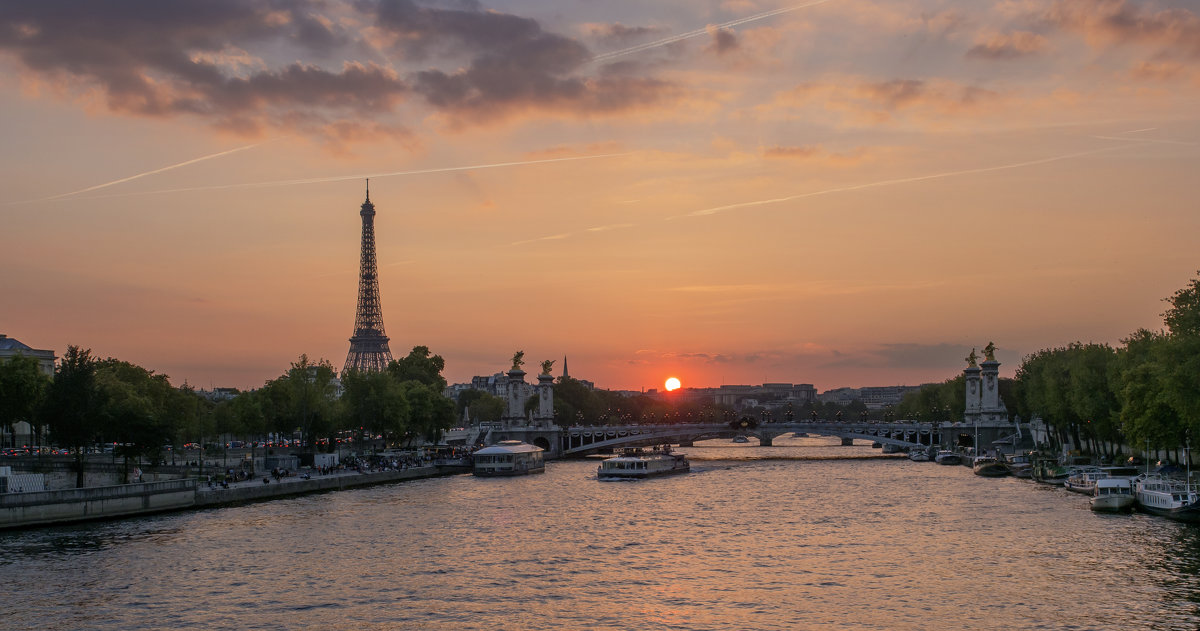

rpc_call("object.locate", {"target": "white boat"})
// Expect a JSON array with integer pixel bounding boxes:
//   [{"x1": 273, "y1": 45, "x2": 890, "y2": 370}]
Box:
[
  {"x1": 472, "y1": 441, "x2": 545, "y2": 476},
  {"x1": 1091, "y1": 478, "x2": 1135, "y2": 512},
  {"x1": 1132, "y1": 473, "x2": 1200, "y2": 523},
  {"x1": 597, "y1": 445, "x2": 689, "y2": 480},
  {"x1": 908, "y1": 447, "x2": 931, "y2": 462},
  {"x1": 934, "y1": 450, "x2": 961, "y2": 465},
  {"x1": 1064, "y1": 468, "x2": 1107, "y2": 495}
]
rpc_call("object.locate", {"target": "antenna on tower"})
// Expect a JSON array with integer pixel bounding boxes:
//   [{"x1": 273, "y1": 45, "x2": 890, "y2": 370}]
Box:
[{"x1": 365, "y1": 178, "x2": 370, "y2": 202}]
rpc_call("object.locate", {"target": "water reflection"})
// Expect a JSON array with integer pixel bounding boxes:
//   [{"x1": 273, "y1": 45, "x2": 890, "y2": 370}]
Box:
[{"x1": 0, "y1": 438, "x2": 1197, "y2": 630}]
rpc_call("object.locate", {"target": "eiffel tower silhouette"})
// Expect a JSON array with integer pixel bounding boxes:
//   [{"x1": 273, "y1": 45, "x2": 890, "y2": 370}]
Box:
[{"x1": 343, "y1": 180, "x2": 394, "y2": 373}]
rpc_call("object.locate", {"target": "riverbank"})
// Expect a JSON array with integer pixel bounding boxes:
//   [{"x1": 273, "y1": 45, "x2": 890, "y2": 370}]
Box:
[{"x1": 0, "y1": 464, "x2": 467, "y2": 530}]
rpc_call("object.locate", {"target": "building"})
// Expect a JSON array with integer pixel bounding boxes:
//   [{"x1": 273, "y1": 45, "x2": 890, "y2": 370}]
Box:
[{"x1": 0, "y1": 334, "x2": 55, "y2": 376}]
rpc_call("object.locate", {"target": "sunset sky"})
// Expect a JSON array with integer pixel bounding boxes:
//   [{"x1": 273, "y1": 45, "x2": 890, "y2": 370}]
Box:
[{"x1": 2, "y1": 0, "x2": 1199, "y2": 392}]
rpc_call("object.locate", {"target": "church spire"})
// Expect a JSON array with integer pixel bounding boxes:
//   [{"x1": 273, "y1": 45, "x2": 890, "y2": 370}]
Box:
[{"x1": 562, "y1": 355, "x2": 569, "y2": 379}]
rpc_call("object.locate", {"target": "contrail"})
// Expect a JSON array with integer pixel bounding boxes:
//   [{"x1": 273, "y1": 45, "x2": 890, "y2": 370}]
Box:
[
  {"x1": 18, "y1": 152, "x2": 631, "y2": 204},
  {"x1": 590, "y1": 0, "x2": 836, "y2": 63},
  {"x1": 679, "y1": 146, "x2": 1125, "y2": 218},
  {"x1": 1091, "y1": 135, "x2": 1195, "y2": 146},
  {"x1": 37, "y1": 142, "x2": 268, "y2": 202}
]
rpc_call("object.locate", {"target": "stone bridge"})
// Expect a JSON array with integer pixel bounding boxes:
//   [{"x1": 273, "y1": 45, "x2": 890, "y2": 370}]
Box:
[{"x1": 556, "y1": 421, "x2": 939, "y2": 456}]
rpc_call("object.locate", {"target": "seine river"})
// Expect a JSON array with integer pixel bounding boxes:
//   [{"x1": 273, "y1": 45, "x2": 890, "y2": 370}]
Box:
[{"x1": 3, "y1": 436, "x2": 1198, "y2": 630}]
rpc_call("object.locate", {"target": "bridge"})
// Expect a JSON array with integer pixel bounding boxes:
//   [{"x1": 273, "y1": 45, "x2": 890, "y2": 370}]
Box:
[{"x1": 556, "y1": 421, "x2": 939, "y2": 456}]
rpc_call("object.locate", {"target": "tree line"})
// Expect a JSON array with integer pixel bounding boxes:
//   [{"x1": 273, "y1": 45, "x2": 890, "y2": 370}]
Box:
[
  {"x1": 896, "y1": 272, "x2": 1200, "y2": 463},
  {"x1": 0, "y1": 344, "x2": 457, "y2": 486}
]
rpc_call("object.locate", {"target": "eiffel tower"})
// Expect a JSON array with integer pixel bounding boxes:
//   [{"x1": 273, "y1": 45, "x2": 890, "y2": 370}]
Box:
[{"x1": 343, "y1": 180, "x2": 394, "y2": 373}]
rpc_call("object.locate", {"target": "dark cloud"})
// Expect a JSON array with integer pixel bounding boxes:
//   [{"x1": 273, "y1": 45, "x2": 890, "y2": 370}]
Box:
[
  {"x1": 0, "y1": 0, "x2": 681, "y2": 140},
  {"x1": 708, "y1": 28, "x2": 739, "y2": 55},
  {"x1": 0, "y1": 0, "x2": 408, "y2": 140}
]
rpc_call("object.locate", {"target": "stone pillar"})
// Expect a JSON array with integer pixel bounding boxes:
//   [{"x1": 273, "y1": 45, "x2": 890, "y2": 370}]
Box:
[
  {"x1": 840, "y1": 437, "x2": 855, "y2": 446},
  {"x1": 963, "y1": 364, "x2": 981, "y2": 424},
  {"x1": 758, "y1": 434, "x2": 774, "y2": 447},
  {"x1": 504, "y1": 369, "x2": 527, "y2": 427},
  {"x1": 537, "y1": 373, "x2": 555, "y2": 426},
  {"x1": 980, "y1": 358, "x2": 1000, "y2": 417}
]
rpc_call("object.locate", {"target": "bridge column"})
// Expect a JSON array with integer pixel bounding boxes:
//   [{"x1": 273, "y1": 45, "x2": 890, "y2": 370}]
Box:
[
  {"x1": 678, "y1": 438, "x2": 694, "y2": 447},
  {"x1": 758, "y1": 435, "x2": 773, "y2": 447},
  {"x1": 840, "y1": 437, "x2": 855, "y2": 446}
]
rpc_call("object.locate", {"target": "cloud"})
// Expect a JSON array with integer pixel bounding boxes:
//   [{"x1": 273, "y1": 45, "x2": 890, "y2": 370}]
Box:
[
  {"x1": 1034, "y1": 0, "x2": 1200, "y2": 58},
  {"x1": 706, "y1": 26, "x2": 740, "y2": 55},
  {"x1": 583, "y1": 22, "x2": 666, "y2": 48},
  {"x1": 0, "y1": 1, "x2": 408, "y2": 141},
  {"x1": 0, "y1": 0, "x2": 684, "y2": 139},
  {"x1": 820, "y1": 343, "x2": 968, "y2": 371},
  {"x1": 966, "y1": 31, "x2": 1049, "y2": 60},
  {"x1": 761, "y1": 144, "x2": 874, "y2": 165}
]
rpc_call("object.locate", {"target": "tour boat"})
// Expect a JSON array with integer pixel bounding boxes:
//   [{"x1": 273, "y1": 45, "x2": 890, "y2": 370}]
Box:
[
  {"x1": 972, "y1": 456, "x2": 1010, "y2": 477},
  {"x1": 597, "y1": 445, "x2": 689, "y2": 480},
  {"x1": 1132, "y1": 473, "x2": 1200, "y2": 523},
  {"x1": 472, "y1": 440, "x2": 545, "y2": 476},
  {"x1": 1090, "y1": 478, "x2": 1135, "y2": 513},
  {"x1": 934, "y1": 450, "x2": 961, "y2": 465},
  {"x1": 908, "y1": 447, "x2": 931, "y2": 462}
]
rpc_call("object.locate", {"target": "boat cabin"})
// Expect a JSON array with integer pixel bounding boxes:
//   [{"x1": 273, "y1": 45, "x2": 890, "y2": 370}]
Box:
[{"x1": 472, "y1": 441, "x2": 545, "y2": 476}]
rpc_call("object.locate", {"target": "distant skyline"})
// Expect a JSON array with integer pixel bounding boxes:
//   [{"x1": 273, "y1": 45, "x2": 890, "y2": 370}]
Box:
[{"x1": 2, "y1": 0, "x2": 1198, "y2": 391}]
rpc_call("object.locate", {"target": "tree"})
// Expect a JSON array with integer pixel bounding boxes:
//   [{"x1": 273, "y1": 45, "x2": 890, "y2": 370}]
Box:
[
  {"x1": 1163, "y1": 271, "x2": 1200, "y2": 337},
  {"x1": 282, "y1": 354, "x2": 339, "y2": 449},
  {"x1": 399, "y1": 381, "x2": 454, "y2": 445},
  {"x1": 95, "y1": 359, "x2": 181, "y2": 469},
  {"x1": 388, "y1": 346, "x2": 448, "y2": 390},
  {"x1": 456, "y1": 389, "x2": 504, "y2": 424},
  {"x1": 43, "y1": 346, "x2": 104, "y2": 487},
  {"x1": 341, "y1": 369, "x2": 410, "y2": 448},
  {"x1": 0, "y1": 353, "x2": 49, "y2": 448}
]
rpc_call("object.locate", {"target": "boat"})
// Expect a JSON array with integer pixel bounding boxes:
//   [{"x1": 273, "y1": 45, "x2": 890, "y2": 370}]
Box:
[
  {"x1": 934, "y1": 450, "x2": 961, "y2": 465},
  {"x1": 1064, "y1": 468, "x2": 1107, "y2": 495},
  {"x1": 1004, "y1": 452, "x2": 1033, "y2": 479},
  {"x1": 732, "y1": 436, "x2": 750, "y2": 444},
  {"x1": 1132, "y1": 473, "x2": 1200, "y2": 522},
  {"x1": 882, "y1": 444, "x2": 902, "y2": 454},
  {"x1": 597, "y1": 445, "x2": 689, "y2": 480},
  {"x1": 908, "y1": 447, "x2": 930, "y2": 462},
  {"x1": 472, "y1": 440, "x2": 545, "y2": 476},
  {"x1": 1091, "y1": 478, "x2": 1135, "y2": 512},
  {"x1": 972, "y1": 456, "x2": 1010, "y2": 477}
]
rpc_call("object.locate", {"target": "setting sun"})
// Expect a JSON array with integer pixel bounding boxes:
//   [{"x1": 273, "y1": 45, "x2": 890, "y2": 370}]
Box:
[{"x1": 664, "y1": 377, "x2": 681, "y2": 391}]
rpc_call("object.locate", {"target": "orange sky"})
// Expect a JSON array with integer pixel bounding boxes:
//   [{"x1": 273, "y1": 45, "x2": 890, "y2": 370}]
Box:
[{"x1": 2, "y1": 0, "x2": 1198, "y2": 392}]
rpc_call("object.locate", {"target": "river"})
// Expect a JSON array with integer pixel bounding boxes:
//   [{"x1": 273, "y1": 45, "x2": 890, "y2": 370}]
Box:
[{"x1": 2, "y1": 436, "x2": 1198, "y2": 630}]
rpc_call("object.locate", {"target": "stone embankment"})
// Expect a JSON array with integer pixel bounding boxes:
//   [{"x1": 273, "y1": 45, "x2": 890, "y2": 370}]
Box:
[{"x1": 1, "y1": 465, "x2": 460, "y2": 530}]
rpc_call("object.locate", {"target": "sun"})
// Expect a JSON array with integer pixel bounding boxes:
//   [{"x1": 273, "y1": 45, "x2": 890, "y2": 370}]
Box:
[{"x1": 664, "y1": 377, "x2": 681, "y2": 391}]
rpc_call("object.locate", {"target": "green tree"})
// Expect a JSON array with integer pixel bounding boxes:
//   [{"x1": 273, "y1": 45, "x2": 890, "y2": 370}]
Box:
[
  {"x1": 283, "y1": 354, "x2": 339, "y2": 449},
  {"x1": 399, "y1": 381, "x2": 455, "y2": 445},
  {"x1": 43, "y1": 346, "x2": 104, "y2": 487},
  {"x1": 456, "y1": 389, "x2": 504, "y2": 424},
  {"x1": 0, "y1": 353, "x2": 49, "y2": 448},
  {"x1": 341, "y1": 369, "x2": 410, "y2": 448},
  {"x1": 388, "y1": 346, "x2": 448, "y2": 390},
  {"x1": 1163, "y1": 271, "x2": 1200, "y2": 337}
]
